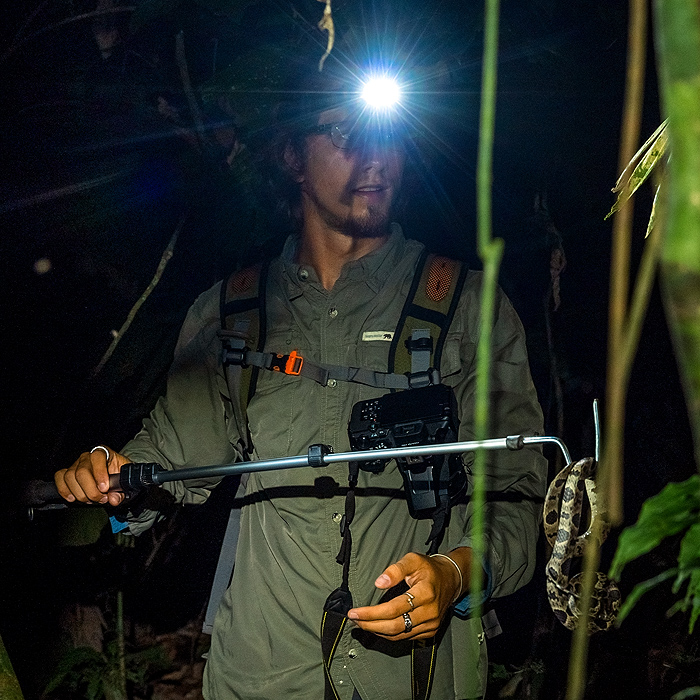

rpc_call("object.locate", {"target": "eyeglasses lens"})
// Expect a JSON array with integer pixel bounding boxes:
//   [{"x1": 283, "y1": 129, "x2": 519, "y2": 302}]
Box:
[{"x1": 330, "y1": 123, "x2": 401, "y2": 150}]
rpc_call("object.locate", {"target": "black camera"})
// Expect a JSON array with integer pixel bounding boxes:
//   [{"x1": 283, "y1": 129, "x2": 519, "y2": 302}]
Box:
[{"x1": 348, "y1": 384, "x2": 466, "y2": 519}]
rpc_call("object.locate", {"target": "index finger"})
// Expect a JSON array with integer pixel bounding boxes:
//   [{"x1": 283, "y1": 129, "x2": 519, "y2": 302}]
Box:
[
  {"x1": 89, "y1": 446, "x2": 114, "y2": 493},
  {"x1": 348, "y1": 588, "x2": 416, "y2": 622}
]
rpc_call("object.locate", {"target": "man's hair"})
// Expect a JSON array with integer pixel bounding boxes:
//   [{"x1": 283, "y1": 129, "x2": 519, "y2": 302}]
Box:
[
  {"x1": 265, "y1": 55, "x2": 420, "y2": 230},
  {"x1": 267, "y1": 58, "x2": 357, "y2": 228}
]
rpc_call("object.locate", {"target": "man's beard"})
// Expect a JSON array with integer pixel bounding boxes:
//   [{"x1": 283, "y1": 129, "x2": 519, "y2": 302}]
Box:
[{"x1": 322, "y1": 204, "x2": 391, "y2": 239}]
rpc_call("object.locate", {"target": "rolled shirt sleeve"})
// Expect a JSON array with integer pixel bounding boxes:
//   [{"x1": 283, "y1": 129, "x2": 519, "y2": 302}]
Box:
[
  {"x1": 445, "y1": 272, "x2": 547, "y2": 606},
  {"x1": 120, "y1": 282, "x2": 244, "y2": 535}
]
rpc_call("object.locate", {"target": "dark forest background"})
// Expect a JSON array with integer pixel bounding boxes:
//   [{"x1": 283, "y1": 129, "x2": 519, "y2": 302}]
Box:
[{"x1": 1, "y1": 0, "x2": 698, "y2": 697}]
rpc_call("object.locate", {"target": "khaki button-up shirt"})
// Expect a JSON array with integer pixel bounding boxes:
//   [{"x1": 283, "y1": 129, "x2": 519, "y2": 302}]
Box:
[{"x1": 123, "y1": 227, "x2": 547, "y2": 700}]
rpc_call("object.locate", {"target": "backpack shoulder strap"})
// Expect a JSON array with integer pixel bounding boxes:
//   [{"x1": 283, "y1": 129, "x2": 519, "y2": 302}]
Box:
[
  {"x1": 219, "y1": 260, "x2": 270, "y2": 440},
  {"x1": 388, "y1": 252, "x2": 469, "y2": 377}
]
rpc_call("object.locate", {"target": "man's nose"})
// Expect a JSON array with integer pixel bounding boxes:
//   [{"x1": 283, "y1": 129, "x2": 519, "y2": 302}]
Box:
[{"x1": 357, "y1": 140, "x2": 388, "y2": 170}]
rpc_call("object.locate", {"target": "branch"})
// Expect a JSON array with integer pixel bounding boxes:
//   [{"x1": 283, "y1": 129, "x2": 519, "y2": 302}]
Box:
[
  {"x1": 0, "y1": 7, "x2": 135, "y2": 66},
  {"x1": 93, "y1": 214, "x2": 185, "y2": 376},
  {"x1": 175, "y1": 31, "x2": 206, "y2": 149},
  {"x1": 568, "y1": 1, "x2": 649, "y2": 698}
]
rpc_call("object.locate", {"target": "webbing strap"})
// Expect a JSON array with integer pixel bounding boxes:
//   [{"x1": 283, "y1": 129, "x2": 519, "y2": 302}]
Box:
[
  {"x1": 321, "y1": 588, "x2": 353, "y2": 700},
  {"x1": 239, "y1": 350, "x2": 433, "y2": 389},
  {"x1": 411, "y1": 640, "x2": 438, "y2": 700},
  {"x1": 321, "y1": 461, "x2": 439, "y2": 700},
  {"x1": 219, "y1": 261, "x2": 269, "y2": 445},
  {"x1": 389, "y1": 253, "x2": 468, "y2": 379}
]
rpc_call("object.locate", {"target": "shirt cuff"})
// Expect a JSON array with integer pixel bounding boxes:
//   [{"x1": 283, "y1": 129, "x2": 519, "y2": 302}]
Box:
[
  {"x1": 453, "y1": 557, "x2": 493, "y2": 618},
  {"x1": 109, "y1": 515, "x2": 130, "y2": 534}
]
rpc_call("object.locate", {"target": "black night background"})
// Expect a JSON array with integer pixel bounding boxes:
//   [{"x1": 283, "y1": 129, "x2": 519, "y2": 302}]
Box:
[{"x1": 0, "y1": 0, "x2": 697, "y2": 698}]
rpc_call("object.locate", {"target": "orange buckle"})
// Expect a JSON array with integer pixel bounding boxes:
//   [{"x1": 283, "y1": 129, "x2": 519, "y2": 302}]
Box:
[
  {"x1": 285, "y1": 350, "x2": 303, "y2": 375},
  {"x1": 271, "y1": 350, "x2": 304, "y2": 375}
]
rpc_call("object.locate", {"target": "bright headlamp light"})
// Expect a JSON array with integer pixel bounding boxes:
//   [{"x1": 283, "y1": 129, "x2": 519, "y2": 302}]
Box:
[{"x1": 360, "y1": 75, "x2": 402, "y2": 111}]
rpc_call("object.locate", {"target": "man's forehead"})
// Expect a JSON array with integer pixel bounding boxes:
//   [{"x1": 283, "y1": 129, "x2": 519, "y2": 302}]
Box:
[{"x1": 316, "y1": 106, "x2": 354, "y2": 126}]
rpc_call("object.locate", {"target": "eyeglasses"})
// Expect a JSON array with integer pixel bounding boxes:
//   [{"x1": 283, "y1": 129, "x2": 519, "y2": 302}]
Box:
[{"x1": 306, "y1": 120, "x2": 405, "y2": 150}]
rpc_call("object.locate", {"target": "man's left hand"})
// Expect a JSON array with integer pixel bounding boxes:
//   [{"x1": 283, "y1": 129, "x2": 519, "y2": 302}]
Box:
[{"x1": 347, "y1": 548, "x2": 471, "y2": 641}]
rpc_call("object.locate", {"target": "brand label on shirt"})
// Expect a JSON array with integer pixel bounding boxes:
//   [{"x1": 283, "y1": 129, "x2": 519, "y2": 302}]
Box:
[{"x1": 362, "y1": 331, "x2": 394, "y2": 342}]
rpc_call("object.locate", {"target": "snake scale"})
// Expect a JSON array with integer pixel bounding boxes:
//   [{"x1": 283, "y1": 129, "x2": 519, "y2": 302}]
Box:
[{"x1": 543, "y1": 457, "x2": 622, "y2": 634}]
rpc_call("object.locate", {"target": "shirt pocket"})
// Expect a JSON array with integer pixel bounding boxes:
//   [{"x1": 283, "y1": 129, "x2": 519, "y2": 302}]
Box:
[
  {"x1": 358, "y1": 335, "x2": 392, "y2": 372},
  {"x1": 439, "y1": 334, "x2": 467, "y2": 379}
]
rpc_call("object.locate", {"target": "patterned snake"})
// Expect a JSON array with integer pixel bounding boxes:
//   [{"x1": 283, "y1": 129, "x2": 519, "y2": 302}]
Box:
[{"x1": 543, "y1": 457, "x2": 622, "y2": 633}]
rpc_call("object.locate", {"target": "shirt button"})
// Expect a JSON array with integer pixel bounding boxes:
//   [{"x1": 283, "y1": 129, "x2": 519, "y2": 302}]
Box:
[
  {"x1": 298, "y1": 268, "x2": 309, "y2": 281},
  {"x1": 348, "y1": 649, "x2": 357, "y2": 659},
  {"x1": 328, "y1": 307, "x2": 338, "y2": 318},
  {"x1": 332, "y1": 512, "x2": 342, "y2": 523},
  {"x1": 327, "y1": 379, "x2": 337, "y2": 388}
]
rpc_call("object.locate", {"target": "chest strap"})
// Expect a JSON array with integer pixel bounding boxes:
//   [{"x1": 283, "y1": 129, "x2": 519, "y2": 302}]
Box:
[{"x1": 219, "y1": 335, "x2": 441, "y2": 390}]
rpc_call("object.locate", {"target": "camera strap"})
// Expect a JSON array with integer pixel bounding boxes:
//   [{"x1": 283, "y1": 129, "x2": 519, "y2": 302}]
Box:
[{"x1": 321, "y1": 459, "x2": 438, "y2": 700}]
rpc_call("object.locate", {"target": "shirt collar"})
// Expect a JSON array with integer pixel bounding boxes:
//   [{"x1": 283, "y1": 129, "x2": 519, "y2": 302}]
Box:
[{"x1": 280, "y1": 223, "x2": 407, "y2": 297}]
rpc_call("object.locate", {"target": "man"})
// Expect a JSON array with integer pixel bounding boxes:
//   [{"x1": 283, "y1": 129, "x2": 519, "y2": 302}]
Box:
[{"x1": 56, "y1": 73, "x2": 547, "y2": 699}]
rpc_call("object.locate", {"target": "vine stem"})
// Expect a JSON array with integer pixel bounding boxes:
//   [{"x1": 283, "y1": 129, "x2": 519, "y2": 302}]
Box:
[
  {"x1": 567, "y1": 1, "x2": 649, "y2": 698},
  {"x1": 604, "y1": 0, "x2": 649, "y2": 529},
  {"x1": 470, "y1": 0, "x2": 504, "y2": 620}
]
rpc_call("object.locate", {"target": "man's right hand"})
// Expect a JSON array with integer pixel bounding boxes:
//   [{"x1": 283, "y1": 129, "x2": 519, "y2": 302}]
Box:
[{"x1": 54, "y1": 447, "x2": 131, "y2": 507}]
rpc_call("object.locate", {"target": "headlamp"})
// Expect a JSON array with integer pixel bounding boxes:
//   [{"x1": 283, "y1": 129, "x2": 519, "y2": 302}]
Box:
[{"x1": 360, "y1": 75, "x2": 401, "y2": 111}]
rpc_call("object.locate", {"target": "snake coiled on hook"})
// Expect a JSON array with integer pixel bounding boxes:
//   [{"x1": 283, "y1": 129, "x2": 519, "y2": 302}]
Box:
[{"x1": 543, "y1": 457, "x2": 621, "y2": 634}]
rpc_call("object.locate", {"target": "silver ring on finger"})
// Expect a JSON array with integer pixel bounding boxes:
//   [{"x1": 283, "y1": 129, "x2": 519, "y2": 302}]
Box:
[
  {"x1": 402, "y1": 612, "x2": 413, "y2": 633},
  {"x1": 405, "y1": 592, "x2": 415, "y2": 611},
  {"x1": 90, "y1": 445, "x2": 110, "y2": 462}
]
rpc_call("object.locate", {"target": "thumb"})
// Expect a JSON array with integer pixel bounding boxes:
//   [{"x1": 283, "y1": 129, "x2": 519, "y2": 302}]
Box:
[{"x1": 374, "y1": 553, "x2": 417, "y2": 589}]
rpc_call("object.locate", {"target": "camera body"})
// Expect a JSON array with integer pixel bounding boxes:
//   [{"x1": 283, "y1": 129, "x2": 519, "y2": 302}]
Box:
[{"x1": 348, "y1": 384, "x2": 466, "y2": 518}]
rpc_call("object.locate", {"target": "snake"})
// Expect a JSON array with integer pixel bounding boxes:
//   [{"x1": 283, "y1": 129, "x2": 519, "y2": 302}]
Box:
[{"x1": 543, "y1": 457, "x2": 622, "y2": 634}]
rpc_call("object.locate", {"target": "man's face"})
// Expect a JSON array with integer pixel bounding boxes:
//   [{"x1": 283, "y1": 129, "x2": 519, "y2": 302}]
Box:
[{"x1": 295, "y1": 107, "x2": 406, "y2": 239}]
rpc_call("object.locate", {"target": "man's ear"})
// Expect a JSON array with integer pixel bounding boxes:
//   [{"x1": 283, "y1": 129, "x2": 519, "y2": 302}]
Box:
[{"x1": 283, "y1": 142, "x2": 304, "y2": 183}]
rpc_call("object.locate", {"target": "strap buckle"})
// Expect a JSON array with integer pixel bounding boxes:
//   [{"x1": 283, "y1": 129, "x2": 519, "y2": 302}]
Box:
[
  {"x1": 270, "y1": 350, "x2": 304, "y2": 376},
  {"x1": 405, "y1": 336, "x2": 434, "y2": 354},
  {"x1": 407, "y1": 368, "x2": 441, "y2": 389},
  {"x1": 218, "y1": 332, "x2": 249, "y2": 367}
]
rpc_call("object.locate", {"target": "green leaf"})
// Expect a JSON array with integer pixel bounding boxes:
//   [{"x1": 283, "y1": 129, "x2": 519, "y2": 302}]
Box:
[
  {"x1": 687, "y1": 568, "x2": 700, "y2": 632},
  {"x1": 615, "y1": 568, "x2": 678, "y2": 626},
  {"x1": 58, "y1": 508, "x2": 109, "y2": 547},
  {"x1": 606, "y1": 120, "x2": 668, "y2": 220},
  {"x1": 44, "y1": 647, "x2": 107, "y2": 695},
  {"x1": 644, "y1": 183, "x2": 662, "y2": 238},
  {"x1": 670, "y1": 566, "x2": 700, "y2": 633},
  {"x1": 679, "y1": 522, "x2": 700, "y2": 571},
  {"x1": 0, "y1": 633, "x2": 24, "y2": 700},
  {"x1": 672, "y1": 688, "x2": 700, "y2": 700},
  {"x1": 609, "y1": 475, "x2": 700, "y2": 580}
]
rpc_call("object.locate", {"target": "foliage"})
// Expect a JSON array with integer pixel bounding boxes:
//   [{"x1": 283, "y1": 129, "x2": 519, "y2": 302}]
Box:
[
  {"x1": 43, "y1": 641, "x2": 170, "y2": 700},
  {"x1": 605, "y1": 119, "x2": 668, "y2": 237},
  {"x1": 656, "y1": 0, "x2": 700, "y2": 469},
  {"x1": 673, "y1": 688, "x2": 700, "y2": 700},
  {"x1": 609, "y1": 475, "x2": 700, "y2": 632},
  {"x1": 487, "y1": 660, "x2": 546, "y2": 699},
  {"x1": 0, "y1": 633, "x2": 24, "y2": 700}
]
